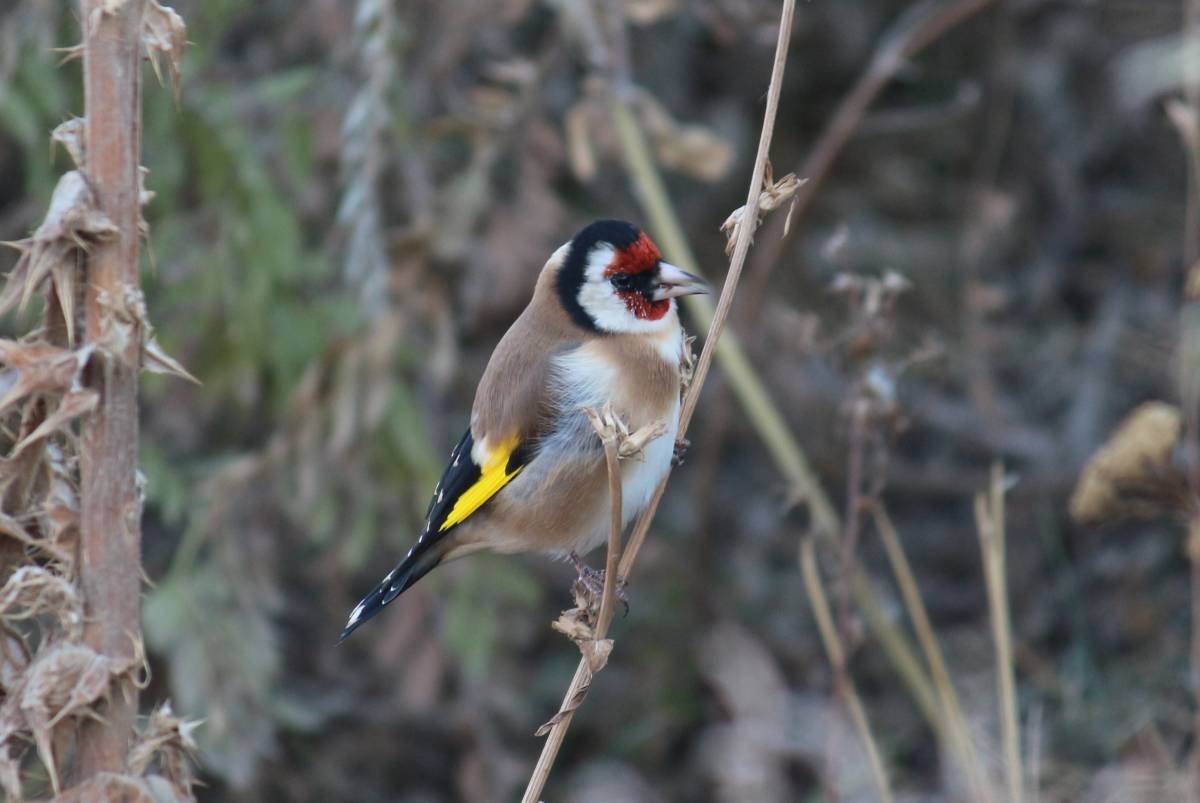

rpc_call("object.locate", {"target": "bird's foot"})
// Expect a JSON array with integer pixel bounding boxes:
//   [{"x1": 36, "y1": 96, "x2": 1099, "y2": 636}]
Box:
[
  {"x1": 672, "y1": 437, "x2": 691, "y2": 467},
  {"x1": 569, "y1": 551, "x2": 629, "y2": 619}
]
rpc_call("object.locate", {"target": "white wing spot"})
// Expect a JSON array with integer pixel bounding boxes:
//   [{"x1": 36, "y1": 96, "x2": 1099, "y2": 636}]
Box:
[{"x1": 347, "y1": 600, "x2": 366, "y2": 625}]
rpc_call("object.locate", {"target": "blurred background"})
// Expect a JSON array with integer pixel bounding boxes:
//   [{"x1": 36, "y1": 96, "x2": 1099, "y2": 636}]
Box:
[{"x1": 2, "y1": 0, "x2": 1198, "y2": 800}]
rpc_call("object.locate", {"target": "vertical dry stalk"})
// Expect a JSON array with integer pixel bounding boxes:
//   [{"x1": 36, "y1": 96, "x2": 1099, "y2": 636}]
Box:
[
  {"x1": 801, "y1": 538, "x2": 894, "y2": 803},
  {"x1": 595, "y1": 434, "x2": 624, "y2": 637},
  {"x1": 871, "y1": 503, "x2": 995, "y2": 803},
  {"x1": 522, "y1": 432, "x2": 623, "y2": 803},
  {"x1": 78, "y1": 0, "x2": 148, "y2": 777},
  {"x1": 975, "y1": 462, "x2": 1021, "y2": 803},
  {"x1": 521, "y1": 0, "x2": 796, "y2": 798}
]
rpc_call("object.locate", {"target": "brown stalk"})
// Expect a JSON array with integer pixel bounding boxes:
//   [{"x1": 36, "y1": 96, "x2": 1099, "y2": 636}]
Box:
[
  {"x1": 871, "y1": 503, "x2": 995, "y2": 803},
  {"x1": 520, "y1": 0, "x2": 796, "y2": 798},
  {"x1": 975, "y1": 462, "x2": 1021, "y2": 803},
  {"x1": 522, "y1": 425, "x2": 623, "y2": 803},
  {"x1": 78, "y1": 0, "x2": 148, "y2": 778},
  {"x1": 801, "y1": 538, "x2": 894, "y2": 803}
]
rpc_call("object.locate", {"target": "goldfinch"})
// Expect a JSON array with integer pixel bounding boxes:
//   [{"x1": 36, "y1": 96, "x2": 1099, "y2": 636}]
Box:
[{"x1": 340, "y1": 220, "x2": 708, "y2": 640}]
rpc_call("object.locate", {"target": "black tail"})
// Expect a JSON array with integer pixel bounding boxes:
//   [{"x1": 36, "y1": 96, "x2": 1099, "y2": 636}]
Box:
[{"x1": 338, "y1": 541, "x2": 446, "y2": 642}]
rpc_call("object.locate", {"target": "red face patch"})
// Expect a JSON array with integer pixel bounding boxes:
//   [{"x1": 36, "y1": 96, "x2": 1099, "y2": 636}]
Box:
[
  {"x1": 617, "y1": 291, "x2": 670, "y2": 321},
  {"x1": 604, "y1": 232, "x2": 661, "y2": 277}
]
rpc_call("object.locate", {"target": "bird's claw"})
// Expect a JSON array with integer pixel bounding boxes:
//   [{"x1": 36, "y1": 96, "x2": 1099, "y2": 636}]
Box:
[
  {"x1": 672, "y1": 437, "x2": 691, "y2": 467},
  {"x1": 569, "y1": 551, "x2": 629, "y2": 618}
]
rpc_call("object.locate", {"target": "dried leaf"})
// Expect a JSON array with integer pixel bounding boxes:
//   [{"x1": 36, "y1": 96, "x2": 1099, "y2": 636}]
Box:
[
  {"x1": 579, "y1": 637, "x2": 613, "y2": 674},
  {"x1": 618, "y1": 421, "x2": 668, "y2": 460},
  {"x1": 0, "y1": 340, "x2": 90, "y2": 416},
  {"x1": 720, "y1": 163, "x2": 806, "y2": 256},
  {"x1": 142, "y1": 0, "x2": 187, "y2": 99},
  {"x1": 143, "y1": 336, "x2": 199, "y2": 384},
  {"x1": 551, "y1": 607, "x2": 595, "y2": 642},
  {"x1": 534, "y1": 675, "x2": 593, "y2": 736},
  {"x1": 50, "y1": 117, "x2": 85, "y2": 168},
  {"x1": 0, "y1": 171, "x2": 117, "y2": 344},
  {"x1": 10, "y1": 388, "x2": 98, "y2": 458}
]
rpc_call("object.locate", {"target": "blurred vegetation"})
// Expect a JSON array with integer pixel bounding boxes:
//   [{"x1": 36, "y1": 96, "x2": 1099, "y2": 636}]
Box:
[{"x1": 3, "y1": 0, "x2": 1200, "y2": 801}]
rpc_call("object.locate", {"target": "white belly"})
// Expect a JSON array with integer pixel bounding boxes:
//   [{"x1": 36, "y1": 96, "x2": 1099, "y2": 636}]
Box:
[
  {"x1": 618, "y1": 396, "x2": 678, "y2": 525},
  {"x1": 548, "y1": 340, "x2": 681, "y2": 553}
]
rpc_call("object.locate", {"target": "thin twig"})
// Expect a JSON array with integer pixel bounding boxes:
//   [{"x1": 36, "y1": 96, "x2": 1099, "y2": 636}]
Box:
[
  {"x1": 802, "y1": 538, "x2": 894, "y2": 803},
  {"x1": 596, "y1": 426, "x2": 624, "y2": 639},
  {"x1": 521, "y1": 1, "x2": 796, "y2": 797},
  {"x1": 871, "y1": 502, "x2": 995, "y2": 803},
  {"x1": 522, "y1": 428, "x2": 623, "y2": 803},
  {"x1": 975, "y1": 462, "x2": 1021, "y2": 803}
]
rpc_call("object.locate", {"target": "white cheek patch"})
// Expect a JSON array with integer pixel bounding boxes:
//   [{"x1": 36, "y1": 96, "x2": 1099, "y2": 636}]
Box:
[{"x1": 576, "y1": 244, "x2": 675, "y2": 335}]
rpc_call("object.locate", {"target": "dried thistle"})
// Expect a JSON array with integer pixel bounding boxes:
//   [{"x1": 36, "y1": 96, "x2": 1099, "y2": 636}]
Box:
[
  {"x1": 0, "y1": 170, "x2": 118, "y2": 345},
  {"x1": 1069, "y1": 401, "x2": 1185, "y2": 524},
  {"x1": 141, "y1": 0, "x2": 186, "y2": 99},
  {"x1": 0, "y1": 566, "x2": 82, "y2": 639},
  {"x1": 50, "y1": 117, "x2": 85, "y2": 168},
  {"x1": 3, "y1": 642, "x2": 138, "y2": 793},
  {"x1": 129, "y1": 702, "x2": 202, "y2": 798}
]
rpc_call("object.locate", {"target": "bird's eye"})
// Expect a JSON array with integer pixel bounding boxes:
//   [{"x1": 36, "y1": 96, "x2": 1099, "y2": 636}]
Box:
[{"x1": 610, "y1": 273, "x2": 634, "y2": 291}]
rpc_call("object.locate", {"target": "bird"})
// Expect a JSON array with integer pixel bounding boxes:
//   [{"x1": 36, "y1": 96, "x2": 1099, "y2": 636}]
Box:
[{"x1": 340, "y1": 220, "x2": 708, "y2": 641}]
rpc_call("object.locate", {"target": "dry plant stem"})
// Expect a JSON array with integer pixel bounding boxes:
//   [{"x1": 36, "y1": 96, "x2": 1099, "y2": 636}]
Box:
[
  {"x1": 975, "y1": 462, "x2": 1021, "y2": 803},
  {"x1": 871, "y1": 503, "x2": 995, "y2": 803},
  {"x1": 78, "y1": 0, "x2": 147, "y2": 778},
  {"x1": 521, "y1": 437, "x2": 623, "y2": 803},
  {"x1": 595, "y1": 438, "x2": 623, "y2": 642},
  {"x1": 523, "y1": 1, "x2": 796, "y2": 798},
  {"x1": 802, "y1": 539, "x2": 894, "y2": 803},
  {"x1": 836, "y1": 403, "x2": 869, "y2": 659}
]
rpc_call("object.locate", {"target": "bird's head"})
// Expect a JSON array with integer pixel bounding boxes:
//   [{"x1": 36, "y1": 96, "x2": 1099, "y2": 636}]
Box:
[{"x1": 552, "y1": 220, "x2": 709, "y2": 334}]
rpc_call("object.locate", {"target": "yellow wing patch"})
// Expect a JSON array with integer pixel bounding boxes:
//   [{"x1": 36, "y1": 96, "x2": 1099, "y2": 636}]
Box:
[{"x1": 438, "y1": 435, "x2": 524, "y2": 532}]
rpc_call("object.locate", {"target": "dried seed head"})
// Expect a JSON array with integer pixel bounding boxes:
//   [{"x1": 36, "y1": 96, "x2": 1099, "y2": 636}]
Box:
[
  {"x1": 129, "y1": 702, "x2": 202, "y2": 796},
  {"x1": 0, "y1": 171, "x2": 116, "y2": 345},
  {"x1": 0, "y1": 566, "x2": 82, "y2": 638},
  {"x1": 1069, "y1": 402, "x2": 1185, "y2": 523}
]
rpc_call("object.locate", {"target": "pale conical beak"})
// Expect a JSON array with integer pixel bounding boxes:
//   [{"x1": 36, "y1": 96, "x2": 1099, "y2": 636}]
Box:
[{"x1": 652, "y1": 262, "x2": 710, "y2": 301}]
